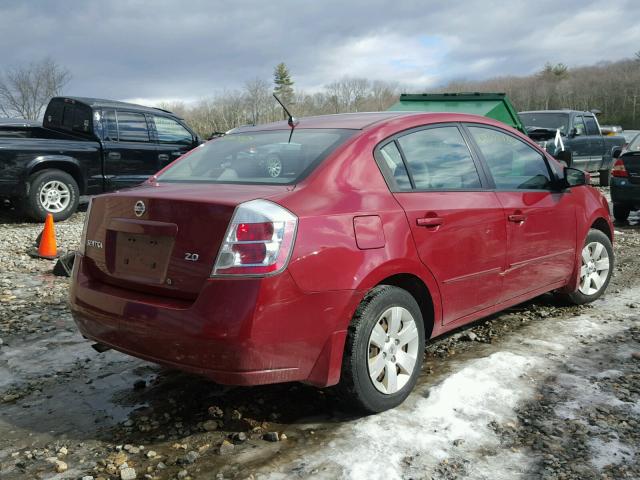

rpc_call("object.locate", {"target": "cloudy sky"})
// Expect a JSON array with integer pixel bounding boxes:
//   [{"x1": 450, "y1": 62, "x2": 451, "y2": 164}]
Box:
[{"x1": 1, "y1": 0, "x2": 639, "y2": 105}]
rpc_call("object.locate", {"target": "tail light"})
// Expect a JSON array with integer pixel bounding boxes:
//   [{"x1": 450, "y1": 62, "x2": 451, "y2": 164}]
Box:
[
  {"x1": 212, "y1": 199, "x2": 297, "y2": 276},
  {"x1": 611, "y1": 159, "x2": 629, "y2": 178},
  {"x1": 78, "y1": 198, "x2": 93, "y2": 255}
]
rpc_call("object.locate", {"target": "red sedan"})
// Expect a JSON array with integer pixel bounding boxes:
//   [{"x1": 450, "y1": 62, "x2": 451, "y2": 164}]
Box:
[{"x1": 70, "y1": 112, "x2": 613, "y2": 412}]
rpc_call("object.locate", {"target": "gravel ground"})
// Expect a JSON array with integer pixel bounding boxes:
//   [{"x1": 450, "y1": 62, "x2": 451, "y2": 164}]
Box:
[{"x1": 0, "y1": 192, "x2": 639, "y2": 480}]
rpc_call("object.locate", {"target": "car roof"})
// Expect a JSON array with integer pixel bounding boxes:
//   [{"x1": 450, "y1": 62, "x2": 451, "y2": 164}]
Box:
[
  {"x1": 230, "y1": 111, "x2": 513, "y2": 132},
  {"x1": 52, "y1": 97, "x2": 177, "y2": 116},
  {"x1": 519, "y1": 110, "x2": 594, "y2": 115}
]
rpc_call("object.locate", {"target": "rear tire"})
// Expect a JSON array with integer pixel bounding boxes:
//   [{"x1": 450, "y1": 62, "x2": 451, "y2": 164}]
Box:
[
  {"x1": 598, "y1": 169, "x2": 610, "y2": 187},
  {"x1": 613, "y1": 203, "x2": 631, "y2": 222},
  {"x1": 564, "y1": 229, "x2": 613, "y2": 305},
  {"x1": 336, "y1": 285, "x2": 425, "y2": 413},
  {"x1": 25, "y1": 169, "x2": 79, "y2": 222}
]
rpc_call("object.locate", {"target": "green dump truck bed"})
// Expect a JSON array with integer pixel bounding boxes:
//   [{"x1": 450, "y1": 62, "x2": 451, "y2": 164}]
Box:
[{"x1": 388, "y1": 92, "x2": 525, "y2": 133}]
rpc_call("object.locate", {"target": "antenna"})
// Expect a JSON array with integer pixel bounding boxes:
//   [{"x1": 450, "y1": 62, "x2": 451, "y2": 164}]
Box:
[{"x1": 273, "y1": 94, "x2": 298, "y2": 143}]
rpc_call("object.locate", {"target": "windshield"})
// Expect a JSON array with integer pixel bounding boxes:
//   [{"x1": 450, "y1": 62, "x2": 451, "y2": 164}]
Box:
[
  {"x1": 520, "y1": 113, "x2": 570, "y2": 134},
  {"x1": 157, "y1": 129, "x2": 356, "y2": 184}
]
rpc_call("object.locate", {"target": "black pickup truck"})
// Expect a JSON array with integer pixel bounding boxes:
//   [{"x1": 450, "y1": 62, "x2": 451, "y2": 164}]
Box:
[
  {"x1": 0, "y1": 97, "x2": 201, "y2": 221},
  {"x1": 519, "y1": 110, "x2": 624, "y2": 186}
]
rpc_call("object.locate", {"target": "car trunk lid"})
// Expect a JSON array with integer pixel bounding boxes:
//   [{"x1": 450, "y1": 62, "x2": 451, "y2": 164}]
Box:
[{"x1": 82, "y1": 182, "x2": 289, "y2": 299}]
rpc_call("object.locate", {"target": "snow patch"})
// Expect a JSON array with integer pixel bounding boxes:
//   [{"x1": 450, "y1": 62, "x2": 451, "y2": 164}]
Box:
[{"x1": 263, "y1": 352, "x2": 538, "y2": 480}]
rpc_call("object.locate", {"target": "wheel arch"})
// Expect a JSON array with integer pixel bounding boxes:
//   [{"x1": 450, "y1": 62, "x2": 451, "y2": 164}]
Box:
[
  {"x1": 375, "y1": 273, "x2": 435, "y2": 339},
  {"x1": 26, "y1": 156, "x2": 85, "y2": 195},
  {"x1": 590, "y1": 216, "x2": 612, "y2": 241}
]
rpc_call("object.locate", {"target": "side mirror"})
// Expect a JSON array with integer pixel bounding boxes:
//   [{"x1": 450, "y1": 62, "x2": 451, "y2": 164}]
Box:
[
  {"x1": 563, "y1": 167, "x2": 587, "y2": 187},
  {"x1": 613, "y1": 149, "x2": 621, "y2": 159},
  {"x1": 568, "y1": 127, "x2": 578, "y2": 138}
]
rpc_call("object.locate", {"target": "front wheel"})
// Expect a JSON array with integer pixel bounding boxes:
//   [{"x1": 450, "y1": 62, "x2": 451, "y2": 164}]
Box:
[
  {"x1": 336, "y1": 285, "x2": 425, "y2": 413},
  {"x1": 564, "y1": 229, "x2": 613, "y2": 305}
]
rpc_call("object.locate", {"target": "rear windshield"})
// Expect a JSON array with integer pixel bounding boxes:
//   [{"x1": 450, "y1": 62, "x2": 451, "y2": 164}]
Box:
[
  {"x1": 520, "y1": 113, "x2": 570, "y2": 134},
  {"x1": 628, "y1": 133, "x2": 640, "y2": 151},
  {"x1": 157, "y1": 129, "x2": 355, "y2": 184}
]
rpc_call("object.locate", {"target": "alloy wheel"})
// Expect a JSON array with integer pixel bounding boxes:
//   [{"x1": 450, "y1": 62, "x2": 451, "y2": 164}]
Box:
[
  {"x1": 578, "y1": 241, "x2": 610, "y2": 295},
  {"x1": 266, "y1": 155, "x2": 282, "y2": 177},
  {"x1": 39, "y1": 180, "x2": 71, "y2": 213},
  {"x1": 367, "y1": 306, "x2": 420, "y2": 394}
]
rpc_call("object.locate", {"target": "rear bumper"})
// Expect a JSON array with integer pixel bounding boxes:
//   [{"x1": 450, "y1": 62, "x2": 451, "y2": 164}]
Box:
[
  {"x1": 70, "y1": 255, "x2": 361, "y2": 387},
  {"x1": 611, "y1": 177, "x2": 640, "y2": 208}
]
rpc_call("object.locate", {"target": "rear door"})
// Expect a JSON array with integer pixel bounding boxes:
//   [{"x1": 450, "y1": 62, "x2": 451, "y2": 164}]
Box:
[
  {"x1": 381, "y1": 124, "x2": 507, "y2": 324},
  {"x1": 102, "y1": 109, "x2": 159, "y2": 190},
  {"x1": 465, "y1": 125, "x2": 576, "y2": 301},
  {"x1": 150, "y1": 114, "x2": 197, "y2": 169}
]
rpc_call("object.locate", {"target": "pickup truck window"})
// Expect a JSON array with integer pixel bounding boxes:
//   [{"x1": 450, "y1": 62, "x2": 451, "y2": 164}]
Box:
[
  {"x1": 520, "y1": 113, "x2": 569, "y2": 134},
  {"x1": 117, "y1": 112, "x2": 150, "y2": 143},
  {"x1": 104, "y1": 110, "x2": 118, "y2": 141},
  {"x1": 585, "y1": 116, "x2": 599, "y2": 135},
  {"x1": 153, "y1": 116, "x2": 192, "y2": 145},
  {"x1": 574, "y1": 116, "x2": 586, "y2": 136}
]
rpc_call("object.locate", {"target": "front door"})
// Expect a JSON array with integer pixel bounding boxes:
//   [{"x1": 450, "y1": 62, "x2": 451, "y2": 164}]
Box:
[
  {"x1": 102, "y1": 109, "x2": 159, "y2": 190},
  {"x1": 150, "y1": 114, "x2": 197, "y2": 169},
  {"x1": 584, "y1": 115, "x2": 605, "y2": 171},
  {"x1": 570, "y1": 115, "x2": 591, "y2": 170},
  {"x1": 381, "y1": 125, "x2": 507, "y2": 324},
  {"x1": 465, "y1": 125, "x2": 577, "y2": 301}
]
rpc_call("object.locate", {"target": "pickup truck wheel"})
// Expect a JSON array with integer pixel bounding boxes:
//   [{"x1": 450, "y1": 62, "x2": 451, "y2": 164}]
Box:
[
  {"x1": 613, "y1": 203, "x2": 631, "y2": 222},
  {"x1": 336, "y1": 285, "x2": 425, "y2": 413},
  {"x1": 26, "y1": 169, "x2": 79, "y2": 222},
  {"x1": 563, "y1": 229, "x2": 613, "y2": 305},
  {"x1": 598, "y1": 169, "x2": 610, "y2": 187}
]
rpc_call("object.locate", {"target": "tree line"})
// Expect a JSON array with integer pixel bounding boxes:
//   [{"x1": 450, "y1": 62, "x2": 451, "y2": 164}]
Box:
[
  {"x1": 159, "y1": 63, "x2": 400, "y2": 137},
  {"x1": 439, "y1": 55, "x2": 640, "y2": 129},
  {"x1": 3, "y1": 56, "x2": 640, "y2": 136}
]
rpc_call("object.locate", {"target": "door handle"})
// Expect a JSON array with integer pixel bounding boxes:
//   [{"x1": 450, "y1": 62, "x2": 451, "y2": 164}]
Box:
[
  {"x1": 158, "y1": 154, "x2": 170, "y2": 161},
  {"x1": 108, "y1": 152, "x2": 121, "y2": 160},
  {"x1": 508, "y1": 213, "x2": 527, "y2": 223},
  {"x1": 416, "y1": 217, "x2": 444, "y2": 228}
]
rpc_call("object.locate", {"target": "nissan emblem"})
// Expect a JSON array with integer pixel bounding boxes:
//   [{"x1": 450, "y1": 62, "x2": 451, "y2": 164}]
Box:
[{"x1": 134, "y1": 200, "x2": 146, "y2": 217}]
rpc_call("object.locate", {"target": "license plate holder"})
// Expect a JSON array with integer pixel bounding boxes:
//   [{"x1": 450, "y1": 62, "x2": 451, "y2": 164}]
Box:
[{"x1": 113, "y1": 232, "x2": 173, "y2": 283}]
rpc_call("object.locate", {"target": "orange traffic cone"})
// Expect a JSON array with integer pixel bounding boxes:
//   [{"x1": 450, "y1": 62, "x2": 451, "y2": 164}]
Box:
[{"x1": 37, "y1": 213, "x2": 58, "y2": 259}]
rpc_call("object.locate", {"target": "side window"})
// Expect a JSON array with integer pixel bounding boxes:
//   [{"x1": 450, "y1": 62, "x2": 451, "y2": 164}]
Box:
[
  {"x1": 468, "y1": 126, "x2": 552, "y2": 190},
  {"x1": 116, "y1": 111, "x2": 150, "y2": 142},
  {"x1": 153, "y1": 116, "x2": 193, "y2": 145},
  {"x1": 574, "y1": 116, "x2": 586, "y2": 136},
  {"x1": 584, "y1": 116, "x2": 600, "y2": 135},
  {"x1": 397, "y1": 126, "x2": 481, "y2": 190},
  {"x1": 378, "y1": 142, "x2": 411, "y2": 190},
  {"x1": 104, "y1": 110, "x2": 118, "y2": 141}
]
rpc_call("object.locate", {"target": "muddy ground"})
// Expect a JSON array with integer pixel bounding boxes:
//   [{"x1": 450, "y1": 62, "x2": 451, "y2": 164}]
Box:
[{"x1": 0, "y1": 193, "x2": 639, "y2": 480}]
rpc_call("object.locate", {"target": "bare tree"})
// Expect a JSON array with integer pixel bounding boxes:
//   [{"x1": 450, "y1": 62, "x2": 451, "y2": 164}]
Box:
[
  {"x1": 0, "y1": 57, "x2": 71, "y2": 119},
  {"x1": 244, "y1": 77, "x2": 271, "y2": 125}
]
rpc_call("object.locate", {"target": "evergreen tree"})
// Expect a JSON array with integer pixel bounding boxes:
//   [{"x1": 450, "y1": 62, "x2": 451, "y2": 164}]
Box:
[{"x1": 273, "y1": 62, "x2": 294, "y2": 109}]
